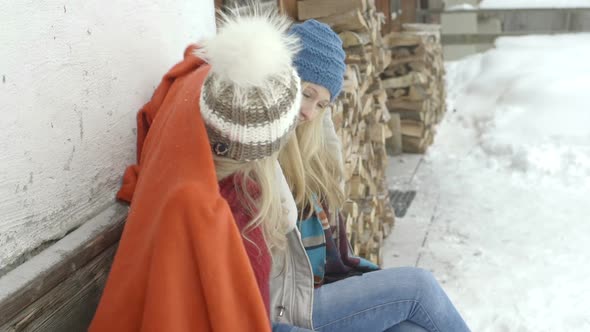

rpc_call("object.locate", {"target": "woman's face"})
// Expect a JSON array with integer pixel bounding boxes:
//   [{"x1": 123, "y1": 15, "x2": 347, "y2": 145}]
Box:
[{"x1": 299, "y1": 83, "x2": 331, "y2": 123}]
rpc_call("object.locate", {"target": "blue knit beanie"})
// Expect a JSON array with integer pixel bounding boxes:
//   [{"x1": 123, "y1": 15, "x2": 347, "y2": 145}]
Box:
[{"x1": 289, "y1": 20, "x2": 346, "y2": 102}]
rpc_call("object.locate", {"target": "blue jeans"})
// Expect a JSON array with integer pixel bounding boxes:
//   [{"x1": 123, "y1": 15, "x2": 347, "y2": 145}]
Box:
[{"x1": 273, "y1": 267, "x2": 470, "y2": 332}]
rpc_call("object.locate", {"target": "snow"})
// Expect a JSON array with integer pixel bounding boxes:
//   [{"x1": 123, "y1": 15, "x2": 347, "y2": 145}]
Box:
[
  {"x1": 444, "y1": 34, "x2": 590, "y2": 183},
  {"x1": 383, "y1": 34, "x2": 590, "y2": 331},
  {"x1": 448, "y1": 0, "x2": 590, "y2": 9},
  {"x1": 447, "y1": 4, "x2": 477, "y2": 11},
  {"x1": 479, "y1": 0, "x2": 590, "y2": 8}
]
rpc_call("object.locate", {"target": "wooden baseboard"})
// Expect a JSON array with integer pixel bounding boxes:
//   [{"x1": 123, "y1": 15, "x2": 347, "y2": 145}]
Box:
[{"x1": 0, "y1": 203, "x2": 127, "y2": 331}]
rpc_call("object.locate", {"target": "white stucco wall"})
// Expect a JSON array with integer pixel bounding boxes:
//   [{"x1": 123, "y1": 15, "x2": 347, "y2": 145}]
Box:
[{"x1": 0, "y1": 0, "x2": 216, "y2": 272}]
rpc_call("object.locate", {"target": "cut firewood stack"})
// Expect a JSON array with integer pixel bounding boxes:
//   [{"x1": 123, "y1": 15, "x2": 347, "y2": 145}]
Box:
[
  {"x1": 297, "y1": 0, "x2": 395, "y2": 264},
  {"x1": 382, "y1": 23, "x2": 446, "y2": 154}
]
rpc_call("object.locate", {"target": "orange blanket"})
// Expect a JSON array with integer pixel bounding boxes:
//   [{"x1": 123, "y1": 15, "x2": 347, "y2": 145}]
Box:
[{"x1": 89, "y1": 45, "x2": 271, "y2": 332}]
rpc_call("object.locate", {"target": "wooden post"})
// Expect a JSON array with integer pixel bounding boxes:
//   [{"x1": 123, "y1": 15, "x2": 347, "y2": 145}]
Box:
[
  {"x1": 375, "y1": 0, "x2": 393, "y2": 33},
  {"x1": 400, "y1": 0, "x2": 417, "y2": 25},
  {"x1": 278, "y1": 0, "x2": 298, "y2": 20}
]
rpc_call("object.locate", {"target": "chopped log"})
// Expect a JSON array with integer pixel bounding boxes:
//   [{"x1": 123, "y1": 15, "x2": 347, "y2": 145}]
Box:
[
  {"x1": 303, "y1": 2, "x2": 399, "y2": 264},
  {"x1": 383, "y1": 32, "x2": 423, "y2": 47},
  {"x1": 386, "y1": 113, "x2": 403, "y2": 156},
  {"x1": 318, "y1": 10, "x2": 369, "y2": 33},
  {"x1": 339, "y1": 31, "x2": 371, "y2": 48},
  {"x1": 386, "y1": 99, "x2": 429, "y2": 112},
  {"x1": 369, "y1": 123, "x2": 387, "y2": 143},
  {"x1": 402, "y1": 135, "x2": 428, "y2": 153},
  {"x1": 382, "y1": 72, "x2": 429, "y2": 89},
  {"x1": 297, "y1": 0, "x2": 368, "y2": 20},
  {"x1": 400, "y1": 119, "x2": 427, "y2": 138},
  {"x1": 342, "y1": 200, "x2": 359, "y2": 218},
  {"x1": 348, "y1": 176, "x2": 366, "y2": 200},
  {"x1": 382, "y1": 24, "x2": 445, "y2": 156}
]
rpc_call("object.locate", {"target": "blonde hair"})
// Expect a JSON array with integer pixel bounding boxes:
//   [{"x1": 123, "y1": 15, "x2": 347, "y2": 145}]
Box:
[
  {"x1": 279, "y1": 83, "x2": 345, "y2": 218},
  {"x1": 214, "y1": 154, "x2": 287, "y2": 252}
]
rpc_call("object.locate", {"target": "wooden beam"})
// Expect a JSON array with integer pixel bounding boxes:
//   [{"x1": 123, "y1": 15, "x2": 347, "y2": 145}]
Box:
[
  {"x1": 375, "y1": 0, "x2": 393, "y2": 33},
  {"x1": 278, "y1": 0, "x2": 298, "y2": 20},
  {"x1": 1, "y1": 245, "x2": 118, "y2": 331},
  {"x1": 400, "y1": 0, "x2": 417, "y2": 25},
  {"x1": 297, "y1": 0, "x2": 367, "y2": 20},
  {"x1": 0, "y1": 203, "x2": 127, "y2": 327}
]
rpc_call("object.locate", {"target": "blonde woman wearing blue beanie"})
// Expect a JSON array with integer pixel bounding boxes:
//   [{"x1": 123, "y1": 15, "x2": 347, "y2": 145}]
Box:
[{"x1": 271, "y1": 20, "x2": 470, "y2": 332}]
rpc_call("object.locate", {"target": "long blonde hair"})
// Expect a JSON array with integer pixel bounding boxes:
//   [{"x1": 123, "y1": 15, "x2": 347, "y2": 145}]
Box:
[
  {"x1": 278, "y1": 84, "x2": 345, "y2": 218},
  {"x1": 215, "y1": 154, "x2": 287, "y2": 252}
]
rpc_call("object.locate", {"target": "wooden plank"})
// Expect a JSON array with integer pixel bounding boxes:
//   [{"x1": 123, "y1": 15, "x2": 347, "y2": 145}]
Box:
[
  {"x1": 383, "y1": 32, "x2": 424, "y2": 47},
  {"x1": 382, "y1": 72, "x2": 429, "y2": 89},
  {"x1": 297, "y1": 0, "x2": 367, "y2": 20},
  {"x1": 339, "y1": 31, "x2": 371, "y2": 48},
  {"x1": 374, "y1": 0, "x2": 392, "y2": 33},
  {"x1": 1, "y1": 245, "x2": 117, "y2": 332},
  {"x1": 342, "y1": 200, "x2": 359, "y2": 218},
  {"x1": 402, "y1": 135, "x2": 428, "y2": 153},
  {"x1": 400, "y1": 119, "x2": 426, "y2": 138},
  {"x1": 385, "y1": 53, "x2": 428, "y2": 68},
  {"x1": 387, "y1": 99, "x2": 428, "y2": 112},
  {"x1": 317, "y1": 9, "x2": 369, "y2": 33},
  {"x1": 0, "y1": 203, "x2": 127, "y2": 327},
  {"x1": 400, "y1": 0, "x2": 417, "y2": 25},
  {"x1": 278, "y1": 0, "x2": 298, "y2": 20},
  {"x1": 369, "y1": 123, "x2": 387, "y2": 143}
]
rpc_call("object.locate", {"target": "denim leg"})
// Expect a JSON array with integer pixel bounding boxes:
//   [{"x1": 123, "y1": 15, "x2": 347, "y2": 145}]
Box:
[
  {"x1": 386, "y1": 321, "x2": 429, "y2": 332},
  {"x1": 272, "y1": 322, "x2": 314, "y2": 332},
  {"x1": 312, "y1": 267, "x2": 470, "y2": 332}
]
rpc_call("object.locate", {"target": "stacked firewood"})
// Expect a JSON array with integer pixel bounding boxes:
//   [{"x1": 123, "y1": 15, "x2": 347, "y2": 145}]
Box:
[
  {"x1": 297, "y1": 0, "x2": 395, "y2": 264},
  {"x1": 381, "y1": 23, "x2": 446, "y2": 154}
]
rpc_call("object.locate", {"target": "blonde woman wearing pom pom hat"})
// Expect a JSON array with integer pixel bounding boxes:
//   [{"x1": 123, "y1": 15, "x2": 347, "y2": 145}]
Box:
[
  {"x1": 270, "y1": 20, "x2": 471, "y2": 332},
  {"x1": 90, "y1": 6, "x2": 302, "y2": 332}
]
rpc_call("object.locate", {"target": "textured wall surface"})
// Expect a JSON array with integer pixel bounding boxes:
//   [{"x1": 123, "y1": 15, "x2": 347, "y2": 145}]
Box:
[{"x1": 0, "y1": 0, "x2": 216, "y2": 272}]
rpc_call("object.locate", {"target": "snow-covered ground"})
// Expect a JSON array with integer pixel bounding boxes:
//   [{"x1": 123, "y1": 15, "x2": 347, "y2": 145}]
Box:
[
  {"x1": 479, "y1": 0, "x2": 590, "y2": 9},
  {"x1": 448, "y1": 0, "x2": 590, "y2": 9},
  {"x1": 383, "y1": 34, "x2": 590, "y2": 331}
]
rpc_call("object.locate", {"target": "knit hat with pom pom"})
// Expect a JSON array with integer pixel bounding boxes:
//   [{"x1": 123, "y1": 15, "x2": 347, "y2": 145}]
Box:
[
  {"x1": 289, "y1": 19, "x2": 346, "y2": 102},
  {"x1": 196, "y1": 6, "x2": 302, "y2": 162}
]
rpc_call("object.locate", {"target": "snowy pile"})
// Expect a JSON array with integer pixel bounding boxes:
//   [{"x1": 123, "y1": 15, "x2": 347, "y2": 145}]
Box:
[
  {"x1": 480, "y1": 0, "x2": 590, "y2": 9},
  {"x1": 442, "y1": 34, "x2": 590, "y2": 186},
  {"x1": 447, "y1": 0, "x2": 590, "y2": 9},
  {"x1": 386, "y1": 34, "x2": 590, "y2": 331}
]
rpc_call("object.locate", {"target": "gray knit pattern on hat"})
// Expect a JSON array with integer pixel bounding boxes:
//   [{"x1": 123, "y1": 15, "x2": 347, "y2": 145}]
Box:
[
  {"x1": 197, "y1": 5, "x2": 303, "y2": 162},
  {"x1": 200, "y1": 69, "x2": 301, "y2": 161}
]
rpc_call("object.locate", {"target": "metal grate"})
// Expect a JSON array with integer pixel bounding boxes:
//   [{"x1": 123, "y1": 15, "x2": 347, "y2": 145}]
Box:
[{"x1": 389, "y1": 190, "x2": 417, "y2": 218}]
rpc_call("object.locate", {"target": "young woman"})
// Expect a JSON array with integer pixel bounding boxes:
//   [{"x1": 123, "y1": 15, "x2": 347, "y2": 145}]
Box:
[
  {"x1": 200, "y1": 10, "x2": 303, "y2": 319},
  {"x1": 90, "y1": 7, "x2": 302, "y2": 332},
  {"x1": 271, "y1": 20, "x2": 472, "y2": 332}
]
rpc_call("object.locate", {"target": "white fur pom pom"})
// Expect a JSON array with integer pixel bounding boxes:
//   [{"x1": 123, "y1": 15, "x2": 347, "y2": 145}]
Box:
[{"x1": 196, "y1": 6, "x2": 299, "y2": 88}]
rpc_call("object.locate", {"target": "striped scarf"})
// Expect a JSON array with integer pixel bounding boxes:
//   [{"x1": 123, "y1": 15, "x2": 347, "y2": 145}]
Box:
[{"x1": 298, "y1": 194, "x2": 379, "y2": 287}]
